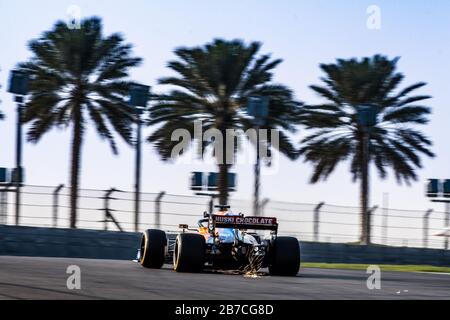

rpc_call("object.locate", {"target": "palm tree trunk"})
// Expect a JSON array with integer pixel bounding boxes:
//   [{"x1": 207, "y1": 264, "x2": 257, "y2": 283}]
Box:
[
  {"x1": 217, "y1": 124, "x2": 231, "y2": 206},
  {"x1": 70, "y1": 108, "x2": 83, "y2": 229},
  {"x1": 253, "y1": 128, "x2": 261, "y2": 216},
  {"x1": 218, "y1": 163, "x2": 229, "y2": 206},
  {"x1": 360, "y1": 133, "x2": 370, "y2": 245}
]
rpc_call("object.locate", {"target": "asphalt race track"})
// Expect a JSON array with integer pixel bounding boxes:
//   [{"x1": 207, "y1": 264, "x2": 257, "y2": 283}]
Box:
[{"x1": 0, "y1": 256, "x2": 449, "y2": 300}]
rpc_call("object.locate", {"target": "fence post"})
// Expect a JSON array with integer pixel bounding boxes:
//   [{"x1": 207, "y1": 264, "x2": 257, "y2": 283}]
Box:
[
  {"x1": 260, "y1": 198, "x2": 270, "y2": 216},
  {"x1": 0, "y1": 190, "x2": 5, "y2": 225},
  {"x1": 0, "y1": 184, "x2": 12, "y2": 225},
  {"x1": 102, "y1": 188, "x2": 124, "y2": 232},
  {"x1": 382, "y1": 193, "x2": 389, "y2": 245},
  {"x1": 210, "y1": 197, "x2": 215, "y2": 213},
  {"x1": 103, "y1": 189, "x2": 114, "y2": 231},
  {"x1": 155, "y1": 191, "x2": 166, "y2": 230},
  {"x1": 423, "y1": 209, "x2": 433, "y2": 248},
  {"x1": 368, "y1": 205, "x2": 378, "y2": 245},
  {"x1": 445, "y1": 203, "x2": 450, "y2": 250},
  {"x1": 207, "y1": 195, "x2": 217, "y2": 214},
  {"x1": 52, "y1": 184, "x2": 64, "y2": 228},
  {"x1": 314, "y1": 202, "x2": 325, "y2": 242}
]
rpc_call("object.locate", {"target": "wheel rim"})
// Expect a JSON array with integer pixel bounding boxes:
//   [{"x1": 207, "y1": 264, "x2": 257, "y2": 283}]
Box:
[
  {"x1": 140, "y1": 234, "x2": 147, "y2": 263},
  {"x1": 173, "y1": 238, "x2": 179, "y2": 269}
]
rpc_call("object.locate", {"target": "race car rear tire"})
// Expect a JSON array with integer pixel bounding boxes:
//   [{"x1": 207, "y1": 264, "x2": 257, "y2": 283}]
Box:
[
  {"x1": 173, "y1": 233, "x2": 205, "y2": 273},
  {"x1": 269, "y1": 237, "x2": 300, "y2": 276},
  {"x1": 140, "y1": 229, "x2": 167, "y2": 269}
]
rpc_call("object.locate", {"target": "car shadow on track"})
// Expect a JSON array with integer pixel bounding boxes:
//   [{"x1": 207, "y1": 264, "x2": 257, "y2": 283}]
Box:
[{"x1": 158, "y1": 263, "x2": 368, "y2": 281}]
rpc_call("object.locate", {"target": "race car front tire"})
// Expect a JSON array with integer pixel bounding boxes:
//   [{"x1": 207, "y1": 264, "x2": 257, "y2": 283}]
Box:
[
  {"x1": 173, "y1": 233, "x2": 205, "y2": 273},
  {"x1": 269, "y1": 237, "x2": 300, "y2": 276},
  {"x1": 140, "y1": 229, "x2": 167, "y2": 269}
]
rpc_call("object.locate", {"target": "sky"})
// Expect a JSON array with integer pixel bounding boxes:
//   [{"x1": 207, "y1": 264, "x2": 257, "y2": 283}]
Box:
[{"x1": 0, "y1": 0, "x2": 450, "y2": 214}]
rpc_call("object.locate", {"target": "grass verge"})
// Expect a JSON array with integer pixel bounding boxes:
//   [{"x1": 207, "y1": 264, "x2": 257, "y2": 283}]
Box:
[{"x1": 302, "y1": 263, "x2": 450, "y2": 273}]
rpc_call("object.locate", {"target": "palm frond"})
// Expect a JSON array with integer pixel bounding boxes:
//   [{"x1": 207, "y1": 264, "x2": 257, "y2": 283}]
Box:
[
  {"x1": 301, "y1": 55, "x2": 434, "y2": 184},
  {"x1": 149, "y1": 39, "x2": 302, "y2": 164},
  {"x1": 20, "y1": 16, "x2": 140, "y2": 153}
]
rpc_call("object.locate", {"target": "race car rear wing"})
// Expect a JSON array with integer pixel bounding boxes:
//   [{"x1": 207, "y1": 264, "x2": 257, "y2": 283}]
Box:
[{"x1": 212, "y1": 215, "x2": 278, "y2": 231}]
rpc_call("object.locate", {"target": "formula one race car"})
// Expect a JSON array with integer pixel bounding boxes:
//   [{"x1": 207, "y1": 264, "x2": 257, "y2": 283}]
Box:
[{"x1": 137, "y1": 205, "x2": 300, "y2": 276}]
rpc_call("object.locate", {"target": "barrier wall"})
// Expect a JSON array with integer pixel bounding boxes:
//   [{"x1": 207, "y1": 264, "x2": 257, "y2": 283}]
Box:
[
  {"x1": 1, "y1": 225, "x2": 449, "y2": 266},
  {"x1": 0, "y1": 225, "x2": 141, "y2": 260},
  {"x1": 300, "y1": 242, "x2": 450, "y2": 266}
]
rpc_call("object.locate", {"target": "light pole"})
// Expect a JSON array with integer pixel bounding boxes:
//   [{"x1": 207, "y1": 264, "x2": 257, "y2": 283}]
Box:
[
  {"x1": 247, "y1": 97, "x2": 269, "y2": 217},
  {"x1": 426, "y1": 179, "x2": 450, "y2": 249},
  {"x1": 7, "y1": 70, "x2": 29, "y2": 226},
  {"x1": 129, "y1": 83, "x2": 150, "y2": 233}
]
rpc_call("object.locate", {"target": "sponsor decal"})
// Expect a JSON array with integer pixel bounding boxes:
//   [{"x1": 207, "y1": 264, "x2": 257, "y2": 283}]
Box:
[{"x1": 213, "y1": 215, "x2": 277, "y2": 226}]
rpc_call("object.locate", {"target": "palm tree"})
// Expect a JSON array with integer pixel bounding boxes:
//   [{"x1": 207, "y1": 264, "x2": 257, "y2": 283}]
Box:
[
  {"x1": 148, "y1": 39, "x2": 302, "y2": 205},
  {"x1": 18, "y1": 17, "x2": 142, "y2": 228},
  {"x1": 299, "y1": 55, "x2": 435, "y2": 244}
]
